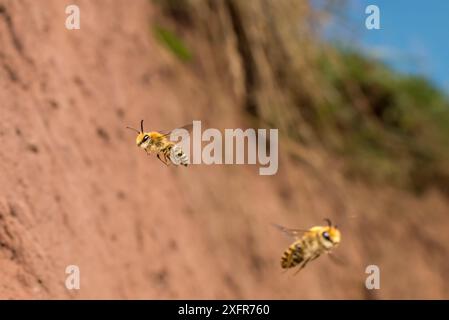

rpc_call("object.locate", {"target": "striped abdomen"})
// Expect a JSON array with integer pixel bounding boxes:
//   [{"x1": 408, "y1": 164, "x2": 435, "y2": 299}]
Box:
[
  {"x1": 166, "y1": 144, "x2": 189, "y2": 166},
  {"x1": 281, "y1": 241, "x2": 304, "y2": 268}
]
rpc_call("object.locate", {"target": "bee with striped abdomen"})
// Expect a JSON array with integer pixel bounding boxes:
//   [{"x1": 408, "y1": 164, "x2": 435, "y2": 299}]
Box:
[
  {"x1": 126, "y1": 120, "x2": 191, "y2": 167},
  {"x1": 274, "y1": 219, "x2": 341, "y2": 274}
]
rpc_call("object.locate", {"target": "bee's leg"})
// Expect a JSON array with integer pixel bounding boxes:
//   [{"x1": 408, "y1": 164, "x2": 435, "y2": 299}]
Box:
[
  {"x1": 157, "y1": 153, "x2": 169, "y2": 166},
  {"x1": 163, "y1": 152, "x2": 172, "y2": 166},
  {"x1": 294, "y1": 253, "x2": 321, "y2": 275},
  {"x1": 293, "y1": 262, "x2": 306, "y2": 275},
  {"x1": 293, "y1": 258, "x2": 311, "y2": 275},
  {"x1": 281, "y1": 268, "x2": 290, "y2": 274}
]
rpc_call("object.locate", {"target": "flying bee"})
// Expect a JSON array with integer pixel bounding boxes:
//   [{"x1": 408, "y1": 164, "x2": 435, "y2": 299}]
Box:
[
  {"x1": 126, "y1": 120, "x2": 191, "y2": 167},
  {"x1": 274, "y1": 219, "x2": 341, "y2": 274}
]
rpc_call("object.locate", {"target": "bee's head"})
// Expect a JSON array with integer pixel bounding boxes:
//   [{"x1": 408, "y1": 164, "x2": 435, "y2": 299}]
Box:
[
  {"x1": 127, "y1": 120, "x2": 152, "y2": 149},
  {"x1": 136, "y1": 132, "x2": 151, "y2": 149},
  {"x1": 320, "y1": 219, "x2": 341, "y2": 249}
]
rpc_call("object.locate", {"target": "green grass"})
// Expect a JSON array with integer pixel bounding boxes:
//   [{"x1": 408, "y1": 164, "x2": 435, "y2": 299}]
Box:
[{"x1": 153, "y1": 25, "x2": 192, "y2": 62}]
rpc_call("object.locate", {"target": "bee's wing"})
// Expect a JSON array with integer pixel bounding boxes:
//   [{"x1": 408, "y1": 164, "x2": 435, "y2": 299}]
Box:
[
  {"x1": 272, "y1": 223, "x2": 308, "y2": 240},
  {"x1": 159, "y1": 124, "x2": 193, "y2": 138}
]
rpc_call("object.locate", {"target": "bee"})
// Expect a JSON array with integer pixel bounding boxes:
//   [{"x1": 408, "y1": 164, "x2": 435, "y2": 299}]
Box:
[
  {"x1": 126, "y1": 120, "x2": 191, "y2": 166},
  {"x1": 274, "y1": 219, "x2": 341, "y2": 274}
]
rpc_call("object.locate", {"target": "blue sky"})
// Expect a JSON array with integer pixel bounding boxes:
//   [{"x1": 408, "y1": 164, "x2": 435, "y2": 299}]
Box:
[{"x1": 315, "y1": 0, "x2": 449, "y2": 92}]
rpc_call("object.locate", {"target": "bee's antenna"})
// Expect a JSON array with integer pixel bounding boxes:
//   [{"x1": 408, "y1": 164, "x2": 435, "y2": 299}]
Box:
[
  {"x1": 126, "y1": 126, "x2": 140, "y2": 134},
  {"x1": 140, "y1": 120, "x2": 144, "y2": 133},
  {"x1": 324, "y1": 218, "x2": 332, "y2": 227}
]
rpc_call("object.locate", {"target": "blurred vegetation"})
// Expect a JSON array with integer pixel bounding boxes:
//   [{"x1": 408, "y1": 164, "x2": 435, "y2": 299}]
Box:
[
  {"x1": 153, "y1": 0, "x2": 449, "y2": 195},
  {"x1": 316, "y1": 49, "x2": 449, "y2": 193},
  {"x1": 152, "y1": 0, "x2": 193, "y2": 25},
  {"x1": 153, "y1": 25, "x2": 192, "y2": 62}
]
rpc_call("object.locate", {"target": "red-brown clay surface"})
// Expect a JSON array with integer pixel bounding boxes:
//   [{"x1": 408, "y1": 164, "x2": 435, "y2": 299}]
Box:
[{"x1": 0, "y1": 0, "x2": 448, "y2": 299}]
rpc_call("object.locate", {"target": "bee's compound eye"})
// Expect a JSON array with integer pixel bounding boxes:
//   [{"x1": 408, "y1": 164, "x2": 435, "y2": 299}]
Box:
[
  {"x1": 143, "y1": 135, "x2": 149, "y2": 142},
  {"x1": 322, "y1": 231, "x2": 331, "y2": 241}
]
